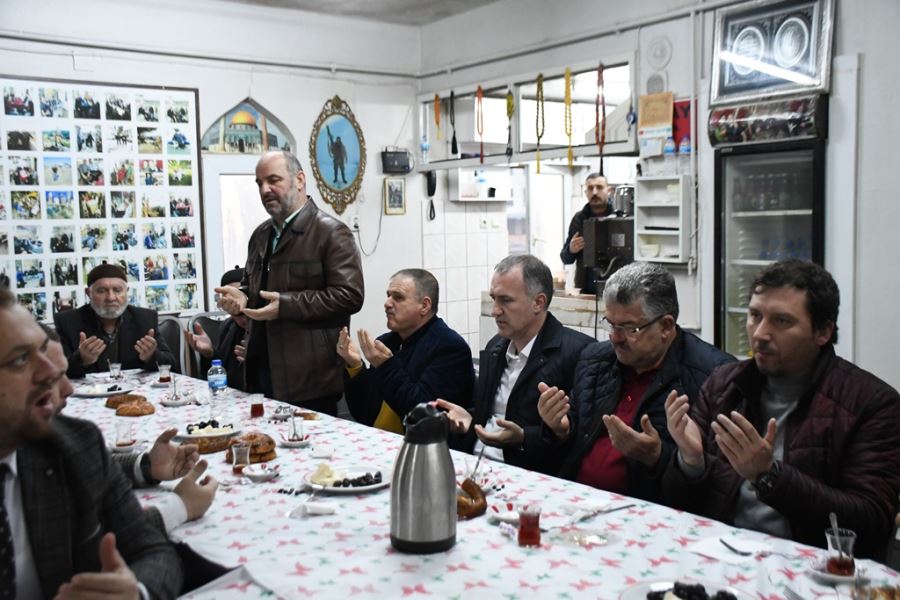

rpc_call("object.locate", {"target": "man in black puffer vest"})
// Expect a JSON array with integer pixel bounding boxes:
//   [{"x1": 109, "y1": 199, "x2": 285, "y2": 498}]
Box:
[{"x1": 538, "y1": 262, "x2": 733, "y2": 501}]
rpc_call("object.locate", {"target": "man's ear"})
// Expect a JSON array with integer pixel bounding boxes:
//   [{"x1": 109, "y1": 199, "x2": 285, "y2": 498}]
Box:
[
  {"x1": 421, "y1": 296, "x2": 433, "y2": 316},
  {"x1": 296, "y1": 169, "x2": 306, "y2": 191},
  {"x1": 533, "y1": 293, "x2": 548, "y2": 313},
  {"x1": 814, "y1": 321, "x2": 835, "y2": 347}
]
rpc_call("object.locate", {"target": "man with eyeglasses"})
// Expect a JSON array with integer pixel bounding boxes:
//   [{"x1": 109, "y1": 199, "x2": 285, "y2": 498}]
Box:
[
  {"x1": 54, "y1": 263, "x2": 176, "y2": 378},
  {"x1": 662, "y1": 260, "x2": 900, "y2": 559},
  {"x1": 538, "y1": 262, "x2": 733, "y2": 500}
]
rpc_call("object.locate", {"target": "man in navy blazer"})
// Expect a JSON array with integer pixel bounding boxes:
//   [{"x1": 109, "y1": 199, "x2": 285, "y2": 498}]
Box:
[
  {"x1": 0, "y1": 287, "x2": 182, "y2": 599},
  {"x1": 337, "y1": 269, "x2": 474, "y2": 432},
  {"x1": 54, "y1": 263, "x2": 176, "y2": 379}
]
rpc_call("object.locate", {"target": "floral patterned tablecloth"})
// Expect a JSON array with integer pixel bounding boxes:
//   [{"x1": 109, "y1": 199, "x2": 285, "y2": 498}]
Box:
[{"x1": 64, "y1": 373, "x2": 900, "y2": 600}]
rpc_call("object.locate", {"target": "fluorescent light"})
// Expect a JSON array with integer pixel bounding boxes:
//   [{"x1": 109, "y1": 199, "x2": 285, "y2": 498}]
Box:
[{"x1": 720, "y1": 50, "x2": 817, "y2": 85}]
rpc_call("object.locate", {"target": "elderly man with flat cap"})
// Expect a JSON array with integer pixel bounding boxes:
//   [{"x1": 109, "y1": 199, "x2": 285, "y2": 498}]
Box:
[{"x1": 54, "y1": 263, "x2": 176, "y2": 379}]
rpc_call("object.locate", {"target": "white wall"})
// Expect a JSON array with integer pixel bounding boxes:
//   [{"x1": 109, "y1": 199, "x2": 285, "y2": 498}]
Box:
[{"x1": 0, "y1": 0, "x2": 427, "y2": 339}]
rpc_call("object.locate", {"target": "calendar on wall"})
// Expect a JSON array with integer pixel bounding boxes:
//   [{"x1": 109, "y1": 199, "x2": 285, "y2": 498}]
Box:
[{"x1": 0, "y1": 76, "x2": 205, "y2": 320}]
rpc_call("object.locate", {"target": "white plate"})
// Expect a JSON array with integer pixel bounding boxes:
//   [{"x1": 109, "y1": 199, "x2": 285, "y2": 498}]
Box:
[
  {"x1": 160, "y1": 397, "x2": 192, "y2": 408},
  {"x1": 618, "y1": 579, "x2": 754, "y2": 600},
  {"x1": 151, "y1": 381, "x2": 171, "y2": 388},
  {"x1": 176, "y1": 424, "x2": 242, "y2": 439},
  {"x1": 243, "y1": 464, "x2": 280, "y2": 483},
  {"x1": 808, "y1": 559, "x2": 866, "y2": 585},
  {"x1": 72, "y1": 384, "x2": 134, "y2": 398},
  {"x1": 279, "y1": 437, "x2": 310, "y2": 449},
  {"x1": 303, "y1": 464, "x2": 388, "y2": 494}
]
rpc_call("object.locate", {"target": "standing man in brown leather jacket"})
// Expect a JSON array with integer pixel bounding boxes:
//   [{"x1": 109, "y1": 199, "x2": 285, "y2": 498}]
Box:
[
  {"x1": 215, "y1": 150, "x2": 364, "y2": 415},
  {"x1": 662, "y1": 259, "x2": 900, "y2": 559}
]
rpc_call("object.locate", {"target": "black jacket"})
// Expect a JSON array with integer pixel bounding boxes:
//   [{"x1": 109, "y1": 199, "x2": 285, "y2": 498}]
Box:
[
  {"x1": 461, "y1": 312, "x2": 597, "y2": 475},
  {"x1": 54, "y1": 304, "x2": 176, "y2": 379},
  {"x1": 557, "y1": 328, "x2": 734, "y2": 501},
  {"x1": 198, "y1": 318, "x2": 247, "y2": 392},
  {"x1": 344, "y1": 316, "x2": 474, "y2": 427},
  {"x1": 560, "y1": 201, "x2": 612, "y2": 294}
]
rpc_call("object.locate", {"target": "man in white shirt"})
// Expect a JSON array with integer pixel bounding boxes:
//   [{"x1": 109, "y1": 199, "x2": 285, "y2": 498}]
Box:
[
  {"x1": 437, "y1": 255, "x2": 596, "y2": 474},
  {"x1": 0, "y1": 286, "x2": 182, "y2": 599}
]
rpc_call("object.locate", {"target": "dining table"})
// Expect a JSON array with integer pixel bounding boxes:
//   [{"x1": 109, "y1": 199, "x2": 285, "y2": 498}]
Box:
[{"x1": 64, "y1": 371, "x2": 900, "y2": 600}]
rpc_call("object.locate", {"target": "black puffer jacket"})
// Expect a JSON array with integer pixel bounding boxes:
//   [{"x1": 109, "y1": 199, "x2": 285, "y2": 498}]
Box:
[{"x1": 557, "y1": 328, "x2": 734, "y2": 502}]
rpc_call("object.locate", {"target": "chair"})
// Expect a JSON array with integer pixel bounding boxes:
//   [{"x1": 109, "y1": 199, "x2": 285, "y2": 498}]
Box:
[
  {"x1": 157, "y1": 315, "x2": 185, "y2": 374},
  {"x1": 186, "y1": 311, "x2": 229, "y2": 379}
]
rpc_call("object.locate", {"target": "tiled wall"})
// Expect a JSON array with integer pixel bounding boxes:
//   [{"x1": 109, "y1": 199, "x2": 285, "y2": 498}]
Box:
[{"x1": 423, "y1": 191, "x2": 509, "y2": 356}]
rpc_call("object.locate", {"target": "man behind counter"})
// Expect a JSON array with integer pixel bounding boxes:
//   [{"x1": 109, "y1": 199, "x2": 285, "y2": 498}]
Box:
[
  {"x1": 560, "y1": 172, "x2": 613, "y2": 295},
  {"x1": 54, "y1": 263, "x2": 175, "y2": 379}
]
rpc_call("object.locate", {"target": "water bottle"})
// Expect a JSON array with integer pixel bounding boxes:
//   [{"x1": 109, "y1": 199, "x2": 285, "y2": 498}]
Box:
[
  {"x1": 663, "y1": 137, "x2": 677, "y2": 175},
  {"x1": 207, "y1": 359, "x2": 227, "y2": 419},
  {"x1": 419, "y1": 135, "x2": 430, "y2": 164},
  {"x1": 677, "y1": 136, "x2": 692, "y2": 175}
]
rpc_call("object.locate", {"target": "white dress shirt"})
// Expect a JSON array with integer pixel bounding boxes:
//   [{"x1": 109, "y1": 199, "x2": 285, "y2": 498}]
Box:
[
  {"x1": 474, "y1": 334, "x2": 537, "y2": 463},
  {"x1": 2, "y1": 451, "x2": 43, "y2": 600}
]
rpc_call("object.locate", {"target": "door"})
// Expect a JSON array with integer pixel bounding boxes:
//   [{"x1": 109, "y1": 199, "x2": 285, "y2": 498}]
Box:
[{"x1": 528, "y1": 169, "x2": 565, "y2": 271}]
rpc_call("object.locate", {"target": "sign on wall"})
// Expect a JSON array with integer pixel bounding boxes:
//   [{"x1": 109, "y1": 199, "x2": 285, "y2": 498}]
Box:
[{"x1": 0, "y1": 76, "x2": 205, "y2": 320}]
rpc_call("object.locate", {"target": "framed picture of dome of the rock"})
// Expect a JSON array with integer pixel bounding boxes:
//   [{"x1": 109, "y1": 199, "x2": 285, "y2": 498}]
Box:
[
  {"x1": 0, "y1": 75, "x2": 207, "y2": 319},
  {"x1": 308, "y1": 95, "x2": 366, "y2": 215},
  {"x1": 200, "y1": 98, "x2": 296, "y2": 154}
]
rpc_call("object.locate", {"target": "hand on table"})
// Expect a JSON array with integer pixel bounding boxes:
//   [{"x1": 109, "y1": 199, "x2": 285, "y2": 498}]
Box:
[
  {"x1": 433, "y1": 398, "x2": 472, "y2": 434},
  {"x1": 149, "y1": 427, "x2": 199, "y2": 481},
  {"x1": 603, "y1": 413, "x2": 661, "y2": 467},
  {"x1": 358, "y1": 329, "x2": 393, "y2": 368},
  {"x1": 569, "y1": 232, "x2": 585, "y2": 254},
  {"x1": 134, "y1": 329, "x2": 157, "y2": 362},
  {"x1": 242, "y1": 290, "x2": 279, "y2": 321},
  {"x1": 665, "y1": 391, "x2": 704, "y2": 468},
  {"x1": 475, "y1": 418, "x2": 524, "y2": 449},
  {"x1": 54, "y1": 533, "x2": 139, "y2": 600},
  {"x1": 77, "y1": 331, "x2": 106, "y2": 367},
  {"x1": 711, "y1": 411, "x2": 776, "y2": 482},
  {"x1": 185, "y1": 322, "x2": 214, "y2": 358},
  {"x1": 336, "y1": 327, "x2": 362, "y2": 368},
  {"x1": 537, "y1": 381, "x2": 571, "y2": 439},
  {"x1": 174, "y1": 459, "x2": 219, "y2": 521},
  {"x1": 214, "y1": 285, "x2": 247, "y2": 316}
]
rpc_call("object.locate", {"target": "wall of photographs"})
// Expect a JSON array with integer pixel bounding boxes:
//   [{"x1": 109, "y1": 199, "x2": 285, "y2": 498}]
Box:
[{"x1": 0, "y1": 77, "x2": 205, "y2": 321}]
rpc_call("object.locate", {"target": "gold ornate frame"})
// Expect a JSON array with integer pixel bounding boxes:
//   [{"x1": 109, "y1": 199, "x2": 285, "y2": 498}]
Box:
[{"x1": 308, "y1": 95, "x2": 366, "y2": 214}]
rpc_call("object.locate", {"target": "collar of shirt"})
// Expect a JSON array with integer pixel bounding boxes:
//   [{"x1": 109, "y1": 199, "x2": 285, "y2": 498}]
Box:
[
  {"x1": 1, "y1": 450, "x2": 16, "y2": 477},
  {"x1": 271, "y1": 204, "x2": 306, "y2": 251},
  {"x1": 505, "y1": 334, "x2": 537, "y2": 365},
  {"x1": 2, "y1": 450, "x2": 42, "y2": 600}
]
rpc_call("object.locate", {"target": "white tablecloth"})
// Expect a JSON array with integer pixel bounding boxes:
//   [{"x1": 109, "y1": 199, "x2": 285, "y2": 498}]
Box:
[{"x1": 64, "y1": 373, "x2": 900, "y2": 600}]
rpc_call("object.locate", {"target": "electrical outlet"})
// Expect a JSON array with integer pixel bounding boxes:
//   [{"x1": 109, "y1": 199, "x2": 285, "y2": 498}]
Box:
[{"x1": 351, "y1": 216, "x2": 360, "y2": 231}]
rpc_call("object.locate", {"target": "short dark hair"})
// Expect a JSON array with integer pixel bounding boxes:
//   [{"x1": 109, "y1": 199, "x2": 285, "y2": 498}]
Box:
[
  {"x1": 39, "y1": 322, "x2": 60, "y2": 343},
  {"x1": 0, "y1": 286, "x2": 14, "y2": 309},
  {"x1": 393, "y1": 268, "x2": 439, "y2": 314},
  {"x1": 585, "y1": 172, "x2": 607, "y2": 184},
  {"x1": 603, "y1": 262, "x2": 679, "y2": 321},
  {"x1": 494, "y1": 254, "x2": 553, "y2": 309},
  {"x1": 750, "y1": 259, "x2": 839, "y2": 344}
]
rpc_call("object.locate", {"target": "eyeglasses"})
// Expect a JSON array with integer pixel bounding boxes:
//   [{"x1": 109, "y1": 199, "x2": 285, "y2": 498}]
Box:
[{"x1": 599, "y1": 314, "x2": 665, "y2": 338}]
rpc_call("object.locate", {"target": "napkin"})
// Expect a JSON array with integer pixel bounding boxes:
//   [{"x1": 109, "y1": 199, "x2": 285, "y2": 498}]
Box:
[
  {"x1": 311, "y1": 445, "x2": 334, "y2": 459},
  {"x1": 288, "y1": 501, "x2": 336, "y2": 518},
  {"x1": 690, "y1": 534, "x2": 772, "y2": 564}
]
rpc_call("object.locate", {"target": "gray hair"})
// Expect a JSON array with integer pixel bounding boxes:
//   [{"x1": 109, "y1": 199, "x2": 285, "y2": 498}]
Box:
[
  {"x1": 392, "y1": 268, "x2": 439, "y2": 314},
  {"x1": 279, "y1": 150, "x2": 304, "y2": 180},
  {"x1": 603, "y1": 262, "x2": 679, "y2": 321},
  {"x1": 494, "y1": 254, "x2": 553, "y2": 309}
]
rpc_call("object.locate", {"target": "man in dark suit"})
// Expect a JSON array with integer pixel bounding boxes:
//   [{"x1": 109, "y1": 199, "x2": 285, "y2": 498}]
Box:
[
  {"x1": 54, "y1": 263, "x2": 176, "y2": 378},
  {"x1": 437, "y1": 255, "x2": 596, "y2": 475},
  {"x1": 560, "y1": 172, "x2": 613, "y2": 295},
  {"x1": 336, "y1": 269, "x2": 474, "y2": 433},
  {"x1": 0, "y1": 286, "x2": 182, "y2": 599}
]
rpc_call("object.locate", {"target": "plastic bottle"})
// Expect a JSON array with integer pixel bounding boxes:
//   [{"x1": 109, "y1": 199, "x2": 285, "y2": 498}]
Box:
[
  {"x1": 663, "y1": 137, "x2": 677, "y2": 175},
  {"x1": 207, "y1": 359, "x2": 227, "y2": 418},
  {"x1": 677, "y1": 136, "x2": 692, "y2": 175},
  {"x1": 419, "y1": 135, "x2": 430, "y2": 164}
]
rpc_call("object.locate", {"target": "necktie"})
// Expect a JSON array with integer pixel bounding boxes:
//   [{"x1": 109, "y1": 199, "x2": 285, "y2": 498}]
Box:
[{"x1": 0, "y1": 464, "x2": 15, "y2": 600}]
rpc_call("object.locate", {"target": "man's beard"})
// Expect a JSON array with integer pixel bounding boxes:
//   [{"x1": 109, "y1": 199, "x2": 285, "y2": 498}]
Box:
[{"x1": 92, "y1": 301, "x2": 127, "y2": 320}]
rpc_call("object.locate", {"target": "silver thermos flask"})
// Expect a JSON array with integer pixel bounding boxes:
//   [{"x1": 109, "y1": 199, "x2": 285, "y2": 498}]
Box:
[{"x1": 390, "y1": 403, "x2": 456, "y2": 553}]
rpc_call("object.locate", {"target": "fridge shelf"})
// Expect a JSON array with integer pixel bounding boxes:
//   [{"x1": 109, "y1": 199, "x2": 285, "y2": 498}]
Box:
[
  {"x1": 637, "y1": 229, "x2": 679, "y2": 236},
  {"x1": 733, "y1": 209, "x2": 813, "y2": 218},
  {"x1": 730, "y1": 259, "x2": 774, "y2": 267}
]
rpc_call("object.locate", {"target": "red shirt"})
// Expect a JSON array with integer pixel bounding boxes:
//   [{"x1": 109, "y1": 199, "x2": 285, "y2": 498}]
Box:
[{"x1": 575, "y1": 367, "x2": 657, "y2": 493}]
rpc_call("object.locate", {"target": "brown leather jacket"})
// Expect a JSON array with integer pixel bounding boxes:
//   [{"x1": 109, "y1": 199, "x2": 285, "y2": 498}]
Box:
[
  {"x1": 242, "y1": 198, "x2": 364, "y2": 402},
  {"x1": 662, "y1": 347, "x2": 900, "y2": 559}
]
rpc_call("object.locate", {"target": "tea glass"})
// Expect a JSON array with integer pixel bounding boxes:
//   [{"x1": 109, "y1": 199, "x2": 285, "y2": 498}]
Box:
[
  {"x1": 232, "y1": 443, "x2": 251, "y2": 476},
  {"x1": 518, "y1": 504, "x2": 542, "y2": 547},
  {"x1": 825, "y1": 527, "x2": 856, "y2": 576}
]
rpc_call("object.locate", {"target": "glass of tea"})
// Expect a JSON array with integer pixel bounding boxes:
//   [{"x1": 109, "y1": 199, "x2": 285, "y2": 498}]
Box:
[
  {"x1": 108, "y1": 361, "x2": 122, "y2": 381},
  {"x1": 517, "y1": 504, "x2": 542, "y2": 547},
  {"x1": 232, "y1": 443, "x2": 251, "y2": 476},
  {"x1": 114, "y1": 418, "x2": 135, "y2": 447},
  {"x1": 249, "y1": 394, "x2": 265, "y2": 418},
  {"x1": 157, "y1": 363, "x2": 172, "y2": 384},
  {"x1": 825, "y1": 527, "x2": 856, "y2": 576}
]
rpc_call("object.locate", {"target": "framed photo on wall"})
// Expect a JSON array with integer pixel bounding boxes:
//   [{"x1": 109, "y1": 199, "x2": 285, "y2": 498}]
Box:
[
  {"x1": 710, "y1": 0, "x2": 835, "y2": 106},
  {"x1": 383, "y1": 177, "x2": 405, "y2": 215},
  {"x1": 0, "y1": 75, "x2": 205, "y2": 319}
]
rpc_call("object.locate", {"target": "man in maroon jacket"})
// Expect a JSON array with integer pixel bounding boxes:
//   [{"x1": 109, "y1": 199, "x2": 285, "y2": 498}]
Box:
[{"x1": 663, "y1": 259, "x2": 900, "y2": 559}]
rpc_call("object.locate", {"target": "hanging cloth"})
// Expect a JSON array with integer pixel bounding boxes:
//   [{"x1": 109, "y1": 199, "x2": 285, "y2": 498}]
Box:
[
  {"x1": 564, "y1": 68, "x2": 574, "y2": 169},
  {"x1": 505, "y1": 88, "x2": 515, "y2": 162},
  {"x1": 535, "y1": 73, "x2": 545, "y2": 174},
  {"x1": 476, "y1": 86, "x2": 484, "y2": 164},
  {"x1": 434, "y1": 94, "x2": 442, "y2": 141},
  {"x1": 449, "y1": 90, "x2": 458, "y2": 156}
]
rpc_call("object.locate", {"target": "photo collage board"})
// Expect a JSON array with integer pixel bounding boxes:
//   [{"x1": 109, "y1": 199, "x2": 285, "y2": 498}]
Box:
[{"x1": 0, "y1": 76, "x2": 205, "y2": 320}]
